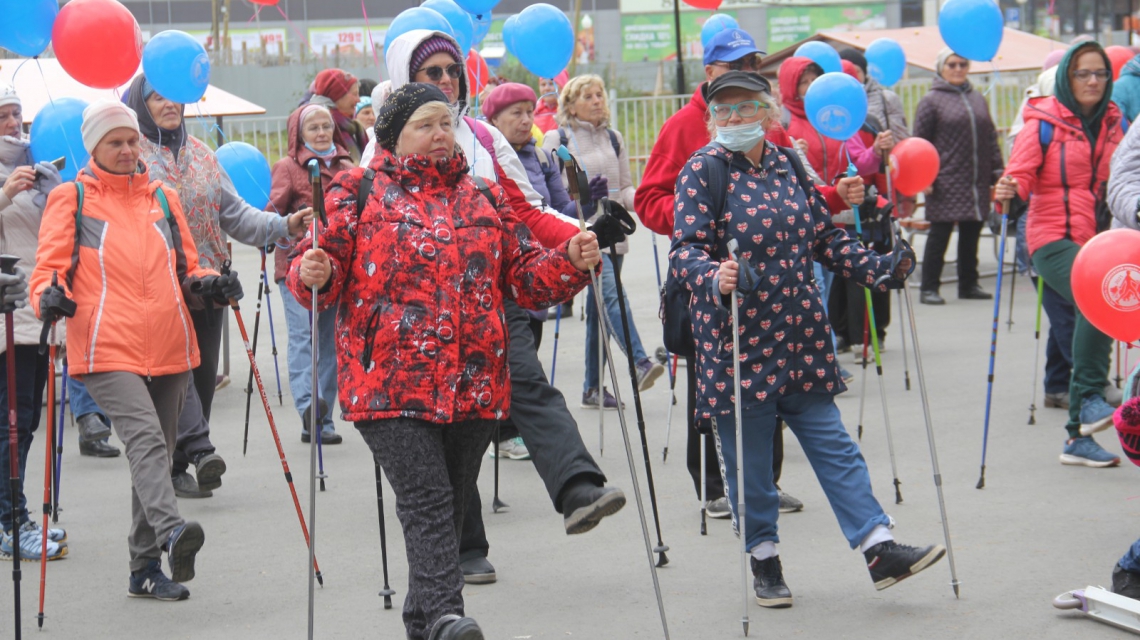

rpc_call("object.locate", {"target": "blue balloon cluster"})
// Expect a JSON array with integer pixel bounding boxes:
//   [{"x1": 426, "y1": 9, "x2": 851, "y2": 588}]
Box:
[
  {"x1": 30, "y1": 98, "x2": 89, "y2": 182},
  {"x1": 453, "y1": 0, "x2": 499, "y2": 14},
  {"x1": 505, "y1": 4, "x2": 574, "y2": 79},
  {"x1": 216, "y1": 142, "x2": 271, "y2": 210},
  {"x1": 143, "y1": 31, "x2": 211, "y2": 104},
  {"x1": 0, "y1": 0, "x2": 57, "y2": 57},
  {"x1": 804, "y1": 72, "x2": 868, "y2": 142},
  {"x1": 939, "y1": 0, "x2": 1004, "y2": 62},
  {"x1": 422, "y1": 0, "x2": 475, "y2": 54},
  {"x1": 471, "y1": 11, "x2": 492, "y2": 47},
  {"x1": 865, "y1": 38, "x2": 905, "y2": 87},
  {"x1": 795, "y1": 41, "x2": 842, "y2": 74},
  {"x1": 700, "y1": 14, "x2": 739, "y2": 48},
  {"x1": 383, "y1": 7, "x2": 454, "y2": 59}
]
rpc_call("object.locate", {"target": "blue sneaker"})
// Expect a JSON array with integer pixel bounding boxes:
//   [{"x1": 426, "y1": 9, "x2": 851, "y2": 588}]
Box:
[
  {"x1": 1060, "y1": 436, "x2": 1120, "y2": 468},
  {"x1": 21, "y1": 519, "x2": 66, "y2": 545},
  {"x1": 840, "y1": 367, "x2": 855, "y2": 384},
  {"x1": 128, "y1": 559, "x2": 189, "y2": 601},
  {"x1": 1079, "y1": 395, "x2": 1116, "y2": 436},
  {"x1": 164, "y1": 521, "x2": 204, "y2": 583},
  {"x1": 0, "y1": 524, "x2": 66, "y2": 562}
]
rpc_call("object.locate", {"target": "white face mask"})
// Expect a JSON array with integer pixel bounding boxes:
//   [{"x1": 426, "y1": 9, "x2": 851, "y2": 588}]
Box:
[{"x1": 715, "y1": 121, "x2": 765, "y2": 152}]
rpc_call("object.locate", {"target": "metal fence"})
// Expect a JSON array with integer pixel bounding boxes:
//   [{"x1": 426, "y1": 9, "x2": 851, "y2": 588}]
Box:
[{"x1": 185, "y1": 114, "x2": 290, "y2": 162}]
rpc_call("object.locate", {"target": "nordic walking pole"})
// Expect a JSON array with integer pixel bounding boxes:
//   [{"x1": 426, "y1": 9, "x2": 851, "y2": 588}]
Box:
[
  {"x1": 896, "y1": 289, "x2": 911, "y2": 390},
  {"x1": 1117, "y1": 341, "x2": 1124, "y2": 389},
  {"x1": 262, "y1": 266, "x2": 284, "y2": 405},
  {"x1": 598, "y1": 308, "x2": 605, "y2": 457},
  {"x1": 550, "y1": 302, "x2": 561, "y2": 385},
  {"x1": 2, "y1": 254, "x2": 23, "y2": 640},
  {"x1": 1028, "y1": 276, "x2": 1045, "y2": 425},
  {"x1": 316, "y1": 408, "x2": 327, "y2": 492},
  {"x1": 37, "y1": 321, "x2": 57, "y2": 630},
  {"x1": 977, "y1": 200, "x2": 1010, "y2": 490},
  {"x1": 222, "y1": 261, "x2": 324, "y2": 587},
  {"x1": 662, "y1": 354, "x2": 678, "y2": 462},
  {"x1": 373, "y1": 461, "x2": 395, "y2": 609},
  {"x1": 52, "y1": 364, "x2": 66, "y2": 523},
  {"x1": 856, "y1": 313, "x2": 870, "y2": 441},
  {"x1": 305, "y1": 159, "x2": 326, "y2": 639},
  {"x1": 492, "y1": 423, "x2": 507, "y2": 513},
  {"x1": 726, "y1": 238, "x2": 750, "y2": 637},
  {"x1": 242, "y1": 249, "x2": 268, "y2": 457},
  {"x1": 880, "y1": 150, "x2": 910, "y2": 391},
  {"x1": 1006, "y1": 252, "x2": 1017, "y2": 331},
  {"x1": 699, "y1": 430, "x2": 707, "y2": 536},
  {"x1": 557, "y1": 145, "x2": 670, "y2": 637}
]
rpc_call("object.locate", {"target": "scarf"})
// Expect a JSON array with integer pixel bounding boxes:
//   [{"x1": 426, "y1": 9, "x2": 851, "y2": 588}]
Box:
[
  {"x1": 125, "y1": 75, "x2": 187, "y2": 160},
  {"x1": 1054, "y1": 41, "x2": 1114, "y2": 144}
]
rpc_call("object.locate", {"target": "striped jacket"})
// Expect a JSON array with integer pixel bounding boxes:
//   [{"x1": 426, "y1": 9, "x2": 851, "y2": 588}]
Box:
[{"x1": 31, "y1": 161, "x2": 215, "y2": 377}]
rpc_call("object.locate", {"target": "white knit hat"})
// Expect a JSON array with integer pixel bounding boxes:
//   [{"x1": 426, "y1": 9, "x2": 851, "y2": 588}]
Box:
[
  {"x1": 80, "y1": 100, "x2": 139, "y2": 153},
  {"x1": 0, "y1": 84, "x2": 19, "y2": 110}
]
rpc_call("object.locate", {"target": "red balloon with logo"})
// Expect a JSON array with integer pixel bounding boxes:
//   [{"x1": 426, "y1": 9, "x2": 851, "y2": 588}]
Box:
[
  {"x1": 52, "y1": 0, "x2": 142, "y2": 89},
  {"x1": 889, "y1": 137, "x2": 940, "y2": 197},
  {"x1": 1072, "y1": 228, "x2": 1140, "y2": 343},
  {"x1": 1107, "y1": 45, "x2": 1134, "y2": 80},
  {"x1": 467, "y1": 49, "x2": 490, "y2": 97}
]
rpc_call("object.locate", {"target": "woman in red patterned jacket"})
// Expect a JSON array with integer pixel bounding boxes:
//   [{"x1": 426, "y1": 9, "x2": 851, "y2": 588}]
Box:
[{"x1": 290, "y1": 83, "x2": 598, "y2": 640}]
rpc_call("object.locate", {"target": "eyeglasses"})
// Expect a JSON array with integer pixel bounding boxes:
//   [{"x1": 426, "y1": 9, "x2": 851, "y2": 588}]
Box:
[
  {"x1": 711, "y1": 54, "x2": 760, "y2": 72},
  {"x1": 1073, "y1": 69, "x2": 1111, "y2": 82},
  {"x1": 710, "y1": 100, "x2": 769, "y2": 122},
  {"x1": 944, "y1": 61, "x2": 969, "y2": 70},
  {"x1": 417, "y1": 63, "x2": 464, "y2": 82}
]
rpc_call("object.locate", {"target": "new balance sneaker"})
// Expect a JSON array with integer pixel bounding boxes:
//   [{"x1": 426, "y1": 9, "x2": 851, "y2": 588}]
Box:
[
  {"x1": 778, "y1": 490, "x2": 804, "y2": 514},
  {"x1": 864, "y1": 541, "x2": 946, "y2": 591},
  {"x1": 581, "y1": 387, "x2": 623, "y2": 410},
  {"x1": 1079, "y1": 395, "x2": 1116, "y2": 436},
  {"x1": 21, "y1": 519, "x2": 66, "y2": 546},
  {"x1": 491, "y1": 437, "x2": 531, "y2": 460},
  {"x1": 1113, "y1": 564, "x2": 1140, "y2": 600},
  {"x1": 704, "y1": 497, "x2": 732, "y2": 519},
  {"x1": 636, "y1": 358, "x2": 665, "y2": 391},
  {"x1": 750, "y1": 556, "x2": 793, "y2": 608},
  {"x1": 460, "y1": 554, "x2": 497, "y2": 585},
  {"x1": 164, "y1": 521, "x2": 204, "y2": 583},
  {"x1": 562, "y1": 483, "x2": 626, "y2": 535},
  {"x1": 1060, "y1": 436, "x2": 1120, "y2": 467},
  {"x1": 128, "y1": 559, "x2": 189, "y2": 601},
  {"x1": 0, "y1": 525, "x2": 66, "y2": 562}
]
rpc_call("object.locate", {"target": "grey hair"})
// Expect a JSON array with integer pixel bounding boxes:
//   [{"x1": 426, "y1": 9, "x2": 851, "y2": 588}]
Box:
[{"x1": 705, "y1": 90, "x2": 775, "y2": 140}]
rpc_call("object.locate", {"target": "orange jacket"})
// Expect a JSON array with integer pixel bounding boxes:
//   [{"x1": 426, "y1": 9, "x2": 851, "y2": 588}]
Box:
[{"x1": 31, "y1": 162, "x2": 215, "y2": 377}]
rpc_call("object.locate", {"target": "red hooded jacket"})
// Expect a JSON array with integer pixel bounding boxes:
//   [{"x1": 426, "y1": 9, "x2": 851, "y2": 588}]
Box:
[{"x1": 781, "y1": 57, "x2": 846, "y2": 186}]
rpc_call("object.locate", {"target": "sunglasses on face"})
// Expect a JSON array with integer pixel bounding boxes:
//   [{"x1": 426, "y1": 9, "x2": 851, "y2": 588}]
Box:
[
  {"x1": 710, "y1": 100, "x2": 769, "y2": 122},
  {"x1": 1073, "y1": 69, "x2": 1111, "y2": 82},
  {"x1": 945, "y1": 61, "x2": 969, "y2": 70},
  {"x1": 712, "y1": 55, "x2": 760, "y2": 72},
  {"x1": 417, "y1": 64, "x2": 464, "y2": 82}
]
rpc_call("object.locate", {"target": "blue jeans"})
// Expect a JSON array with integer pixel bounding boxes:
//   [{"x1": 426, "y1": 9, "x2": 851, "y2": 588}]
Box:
[
  {"x1": 1041, "y1": 279, "x2": 1075, "y2": 395},
  {"x1": 584, "y1": 254, "x2": 648, "y2": 391},
  {"x1": 67, "y1": 375, "x2": 105, "y2": 419},
  {"x1": 712, "y1": 393, "x2": 890, "y2": 551},
  {"x1": 1121, "y1": 538, "x2": 1140, "y2": 573},
  {"x1": 1015, "y1": 212, "x2": 1030, "y2": 274},
  {"x1": 279, "y1": 281, "x2": 338, "y2": 433},
  {"x1": 0, "y1": 346, "x2": 47, "y2": 530}
]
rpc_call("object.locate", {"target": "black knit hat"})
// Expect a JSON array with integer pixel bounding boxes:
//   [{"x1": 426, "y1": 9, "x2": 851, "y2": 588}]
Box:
[
  {"x1": 839, "y1": 48, "x2": 868, "y2": 74},
  {"x1": 374, "y1": 82, "x2": 450, "y2": 153}
]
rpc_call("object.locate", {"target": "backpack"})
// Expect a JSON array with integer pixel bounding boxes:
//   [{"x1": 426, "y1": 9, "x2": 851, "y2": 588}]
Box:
[
  {"x1": 68, "y1": 181, "x2": 176, "y2": 289},
  {"x1": 659, "y1": 145, "x2": 809, "y2": 357},
  {"x1": 1037, "y1": 118, "x2": 1129, "y2": 233}
]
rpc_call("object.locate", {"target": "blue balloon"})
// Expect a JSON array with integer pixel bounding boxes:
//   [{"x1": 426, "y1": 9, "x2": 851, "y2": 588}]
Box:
[
  {"x1": 470, "y1": 11, "x2": 492, "y2": 47},
  {"x1": 700, "y1": 14, "x2": 739, "y2": 48},
  {"x1": 795, "y1": 41, "x2": 842, "y2": 74},
  {"x1": 383, "y1": 7, "x2": 454, "y2": 59},
  {"x1": 506, "y1": 4, "x2": 573, "y2": 79},
  {"x1": 143, "y1": 31, "x2": 211, "y2": 104},
  {"x1": 939, "y1": 0, "x2": 1003, "y2": 62},
  {"x1": 423, "y1": 0, "x2": 475, "y2": 54},
  {"x1": 502, "y1": 14, "x2": 520, "y2": 54},
  {"x1": 865, "y1": 38, "x2": 906, "y2": 87},
  {"x1": 30, "y1": 98, "x2": 89, "y2": 182},
  {"x1": 804, "y1": 72, "x2": 868, "y2": 142},
  {"x1": 0, "y1": 0, "x2": 57, "y2": 57},
  {"x1": 215, "y1": 142, "x2": 271, "y2": 210},
  {"x1": 454, "y1": 0, "x2": 500, "y2": 14}
]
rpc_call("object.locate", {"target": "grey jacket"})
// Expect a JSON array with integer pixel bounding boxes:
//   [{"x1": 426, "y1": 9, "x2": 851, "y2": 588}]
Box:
[
  {"x1": 1107, "y1": 120, "x2": 1140, "y2": 231},
  {"x1": 865, "y1": 78, "x2": 909, "y2": 140}
]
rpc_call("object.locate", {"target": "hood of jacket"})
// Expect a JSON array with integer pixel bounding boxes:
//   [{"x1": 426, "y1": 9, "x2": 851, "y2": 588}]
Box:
[
  {"x1": 285, "y1": 105, "x2": 353, "y2": 168},
  {"x1": 1124, "y1": 55, "x2": 1140, "y2": 79},
  {"x1": 1021, "y1": 94, "x2": 1122, "y2": 141},
  {"x1": 1055, "y1": 42, "x2": 1115, "y2": 143},
  {"x1": 385, "y1": 29, "x2": 469, "y2": 119},
  {"x1": 778, "y1": 57, "x2": 818, "y2": 120}
]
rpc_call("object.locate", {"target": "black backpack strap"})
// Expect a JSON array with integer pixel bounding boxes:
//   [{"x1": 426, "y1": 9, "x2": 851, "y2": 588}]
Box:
[
  {"x1": 607, "y1": 129, "x2": 621, "y2": 158},
  {"x1": 67, "y1": 182, "x2": 85, "y2": 291},
  {"x1": 472, "y1": 176, "x2": 497, "y2": 207},
  {"x1": 356, "y1": 168, "x2": 376, "y2": 217},
  {"x1": 778, "y1": 145, "x2": 812, "y2": 196}
]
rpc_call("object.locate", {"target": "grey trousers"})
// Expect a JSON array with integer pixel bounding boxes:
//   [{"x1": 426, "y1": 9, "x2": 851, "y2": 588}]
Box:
[
  {"x1": 357, "y1": 418, "x2": 495, "y2": 640},
  {"x1": 84, "y1": 370, "x2": 189, "y2": 572}
]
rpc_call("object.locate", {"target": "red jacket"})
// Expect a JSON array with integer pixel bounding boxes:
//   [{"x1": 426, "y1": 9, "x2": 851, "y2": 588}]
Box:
[
  {"x1": 287, "y1": 149, "x2": 591, "y2": 424},
  {"x1": 781, "y1": 57, "x2": 846, "y2": 186},
  {"x1": 635, "y1": 82, "x2": 840, "y2": 237},
  {"x1": 269, "y1": 106, "x2": 356, "y2": 282},
  {"x1": 534, "y1": 99, "x2": 558, "y2": 134},
  {"x1": 1003, "y1": 96, "x2": 1124, "y2": 255}
]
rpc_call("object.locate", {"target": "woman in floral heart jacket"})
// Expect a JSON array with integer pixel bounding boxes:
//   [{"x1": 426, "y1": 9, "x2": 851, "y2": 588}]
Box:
[
  {"x1": 669, "y1": 71, "x2": 944, "y2": 611},
  {"x1": 290, "y1": 83, "x2": 598, "y2": 640}
]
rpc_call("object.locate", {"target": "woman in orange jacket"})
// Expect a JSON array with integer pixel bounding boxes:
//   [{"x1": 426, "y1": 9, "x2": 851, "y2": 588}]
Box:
[{"x1": 31, "y1": 100, "x2": 244, "y2": 601}]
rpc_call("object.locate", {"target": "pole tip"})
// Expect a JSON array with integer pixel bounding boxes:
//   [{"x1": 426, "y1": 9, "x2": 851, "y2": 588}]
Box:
[
  {"x1": 316, "y1": 571, "x2": 324, "y2": 587},
  {"x1": 743, "y1": 619, "x2": 750, "y2": 636},
  {"x1": 952, "y1": 581, "x2": 961, "y2": 599}
]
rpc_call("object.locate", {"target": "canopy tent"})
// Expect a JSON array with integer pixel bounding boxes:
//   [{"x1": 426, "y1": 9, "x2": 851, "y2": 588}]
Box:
[
  {"x1": 757, "y1": 27, "x2": 1069, "y2": 79},
  {"x1": 0, "y1": 58, "x2": 265, "y2": 125}
]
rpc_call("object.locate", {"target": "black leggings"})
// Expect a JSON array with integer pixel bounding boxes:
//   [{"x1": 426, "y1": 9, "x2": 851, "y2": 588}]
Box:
[{"x1": 921, "y1": 220, "x2": 985, "y2": 293}]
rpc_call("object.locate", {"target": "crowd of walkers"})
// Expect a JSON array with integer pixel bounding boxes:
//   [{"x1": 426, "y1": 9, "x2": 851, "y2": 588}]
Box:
[{"x1": 2, "y1": 23, "x2": 1140, "y2": 640}]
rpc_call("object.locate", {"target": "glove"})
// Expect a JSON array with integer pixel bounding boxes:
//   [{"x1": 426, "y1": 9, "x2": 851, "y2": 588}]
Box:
[
  {"x1": 588, "y1": 175, "x2": 609, "y2": 203},
  {"x1": 0, "y1": 268, "x2": 28, "y2": 313},
  {"x1": 39, "y1": 283, "x2": 77, "y2": 322},
  {"x1": 191, "y1": 272, "x2": 244, "y2": 305},
  {"x1": 31, "y1": 162, "x2": 63, "y2": 209},
  {"x1": 874, "y1": 238, "x2": 917, "y2": 290},
  {"x1": 590, "y1": 200, "x2": 637, "y2": 250}
]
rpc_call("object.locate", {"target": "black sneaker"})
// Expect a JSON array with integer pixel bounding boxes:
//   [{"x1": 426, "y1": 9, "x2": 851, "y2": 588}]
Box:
[
  {"x1": 165, "y1": 521, "x2": 205, "y2": 583},
  {"x1": 1113, "y1": 564, "x2": 1140, "y2": 600},
  {"x1": 191, "y1": 451, "x2": 226, "y2": 492},
  {"x1": 864, "y1": 540, "x2": 946, "y2": 591},
  {"x1": 562, "y1": 484, "x2": 626, "y2": 535},
  {"x1": 78, "y1": 438, "x2": 121, "y2": 458},
  {"x1": 428, "y1": 614, "x2": 484, "y2": 640},
  {"x1": 460, "y1": 554, "x2": 497, "y2": 585},
  {"x1": 751, "y1": 556, "x2": 793, "y2": 608},
  {"x1": 76, "y1": 413, "x2": 112, "y2": 443},
  {"x1": 128, "y1": 559, "x2": 189, "y2": 601},
  {"x1": 171, "y1": 471, "x2": 212, "y2": 499}
]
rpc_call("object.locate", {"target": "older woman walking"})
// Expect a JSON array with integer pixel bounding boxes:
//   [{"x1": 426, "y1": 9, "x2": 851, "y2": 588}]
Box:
[
  {"x1": 913, "y1": 48, "x2": 1004, "y2": 305},
  {"x1": 290, "y1": 83, "x2": 598, "y2": 640},
  {"x1": 671, "y1": 71, "x2": 943, "y2": 609}
]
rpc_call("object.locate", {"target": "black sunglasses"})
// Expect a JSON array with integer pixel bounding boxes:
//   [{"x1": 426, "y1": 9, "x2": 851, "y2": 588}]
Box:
[{"x1": 418, "y1": 63, "x2": 464, "y2": 82}]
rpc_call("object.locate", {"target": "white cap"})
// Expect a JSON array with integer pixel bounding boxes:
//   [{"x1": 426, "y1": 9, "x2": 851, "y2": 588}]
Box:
[
  {"x1": 80, "y1": 100, "x2": 139, "y2": 153},
  {"x1": 0, "y1": 84, "x2": 19, "y2": 111}
]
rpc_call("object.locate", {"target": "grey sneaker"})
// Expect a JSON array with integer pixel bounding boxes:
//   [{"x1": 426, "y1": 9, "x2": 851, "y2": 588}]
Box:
[
  {"x1": 1044, "y1": 391, "x2": 1070, "y2": 409},
  {"x1": 636, "y1": 358, "x2": 665, "y2": 391},
  {"x1": 778, "y1": 490, "x2": 804, "y2": 513},
  {"x1": 191, "y1": 451, "x2": 226, "y2": 492},
  {"x1": 704, "y1": 497, "x2": 732, "y2": 519},
  {"x1": 492, "y1": 437, "x2": 531, "y2": 460},
  {"x1": 1060, "y1": 436, "x2": 1120, "y2": 467},
  {"x1": 1079, "y1": 395, "x2": 1116, "y2": 436},
  {"x1": 171, "y1": 472, "x2": 212, "y2": 499}
]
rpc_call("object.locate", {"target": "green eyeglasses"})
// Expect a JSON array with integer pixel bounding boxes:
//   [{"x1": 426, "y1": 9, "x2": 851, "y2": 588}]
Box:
[{"x1": 710, "y1": 100, "x2": 769, "y2": 122}]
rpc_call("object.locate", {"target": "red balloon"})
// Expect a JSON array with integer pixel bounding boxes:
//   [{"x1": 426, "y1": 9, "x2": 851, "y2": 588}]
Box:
[
  {"x1": 249, "y1": 0, "x2": 280, "y2": 4},
  {"x1": 683, "y1": 0, "x2": 723, "y2": 8},
  {"x1": 53, "y1": 0, "x2": 142, "y2": 89},
  {"x1": 889, "y1": 137, "x2": 940, "y2": 197},
  {"x1": 1072, "y1": 229, "x2": 1140, "y2": 343},
  {"x1": 467, "y1": 49, "x2": 490, "y2": 97},
  {"x1": 1107, "y1": 45, "x2": 1134, "y2": 80}
]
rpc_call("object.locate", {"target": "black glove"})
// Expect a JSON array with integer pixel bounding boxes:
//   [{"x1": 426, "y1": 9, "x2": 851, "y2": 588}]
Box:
[
  {"x1": 39, "y1": 284, "x2": 77, "y2": 322},
  {"x1": 0, "y1": 268, "x2": 28, "y2": 313},
  {"x1": 590, "y1": 200, "x2": 637, "y2": 250},
  {"x1": 192, "y1": 272, "x2": 243, "y2": 305},
  {"x1": 874, "y1": 237, "x2": 917, "y2": 290}
]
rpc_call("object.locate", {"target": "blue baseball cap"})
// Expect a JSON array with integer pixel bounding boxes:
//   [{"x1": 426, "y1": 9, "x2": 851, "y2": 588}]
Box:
[{"x1": 703, "y1": 29, "x2": 765, "y2": 66}]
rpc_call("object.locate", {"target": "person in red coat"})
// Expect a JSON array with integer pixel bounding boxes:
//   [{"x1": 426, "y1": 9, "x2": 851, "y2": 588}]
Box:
[{"x1": 291, "y1": 83, "x2": 599, "y2": 640}]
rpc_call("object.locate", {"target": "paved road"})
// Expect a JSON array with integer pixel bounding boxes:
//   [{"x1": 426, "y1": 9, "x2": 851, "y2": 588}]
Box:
[{"x1": 3, "y1": 228, "x2": 1135, "y2": 639}]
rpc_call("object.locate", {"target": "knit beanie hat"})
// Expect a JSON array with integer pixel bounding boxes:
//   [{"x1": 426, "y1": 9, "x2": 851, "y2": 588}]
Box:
[
  {"x1": 0, "y1": 84, "x2": 19, "y2": 111},
  {"x1": 409, "y1": 35, "x2": 463, "y2": 76},
  {"x1": 481, "y1": 82, "x2": 537, "y2": 121},
  {"x1": 838, "y1": 48, "x2": 867, "y2": 74},
  {"x1": 1115, "y1": 397, "x2": 1140, "y2": 467},
  {"x1": 313, "y1": 68, "x2": 358, "y2": 102},
  {"x1": 80, "y1": 100, "x2": 140, "y2": 153},
  {"x1": 355, "y1": 96, "x2": 373, "y2": 116},
  {"x1": 375, "y1": 82, "x2": 450, "y2": 152}
]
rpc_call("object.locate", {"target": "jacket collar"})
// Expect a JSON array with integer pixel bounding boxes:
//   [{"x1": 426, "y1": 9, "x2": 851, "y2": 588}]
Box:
[
  {"x1": 374, "y1": 147, "x2": 470, "y2": 189},
  {"x1": 931, "y1": 75, "x2": 972, "y2": 94},
  {"x1": 81, "y1": 159, "x2": 152, "y2": 195}
]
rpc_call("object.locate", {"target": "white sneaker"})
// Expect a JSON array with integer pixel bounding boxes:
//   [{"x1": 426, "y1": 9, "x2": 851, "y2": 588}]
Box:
[{"x1": 494, "y1": 437, "x2": 531, "y2": 460}]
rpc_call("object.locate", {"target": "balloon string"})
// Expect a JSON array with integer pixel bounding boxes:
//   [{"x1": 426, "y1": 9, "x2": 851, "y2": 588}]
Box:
[
  {"x1": 32, "y1": 57, "x2": 82, "y2": 177},
  {"x1": 275, "y1": 4, "x2": 320, "y2": 58},
  {"x1": 361, "y1": 0, "x2": 383, "y2": 75},
  {"x1": 983, "y1": 61, "x2": 1001, "y2": 97}
]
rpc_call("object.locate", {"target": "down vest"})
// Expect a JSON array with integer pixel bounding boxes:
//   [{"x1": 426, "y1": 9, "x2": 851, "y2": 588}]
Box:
[
  {"x1": 912, "y1": 76, "x2": 1004, "y2": 223},
  {"x1": 286, "y1": 149, "x2": 591, "y2": 424}
]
